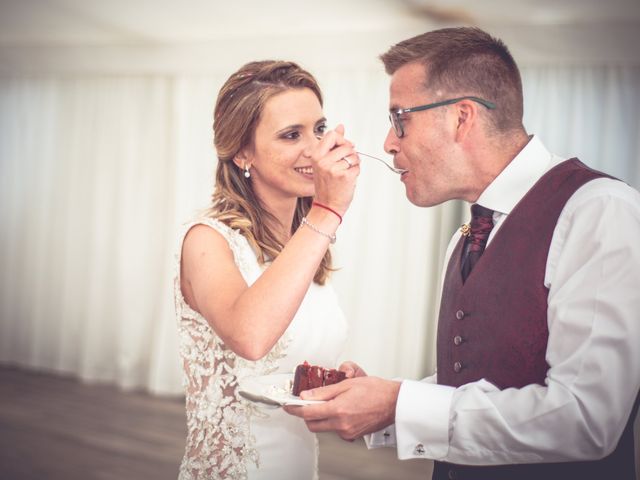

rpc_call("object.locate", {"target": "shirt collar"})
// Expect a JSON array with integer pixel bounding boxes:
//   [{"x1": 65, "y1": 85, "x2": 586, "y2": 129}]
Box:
[{"x1": 475, "y1": 135, "x2": 555, "y2": 216}]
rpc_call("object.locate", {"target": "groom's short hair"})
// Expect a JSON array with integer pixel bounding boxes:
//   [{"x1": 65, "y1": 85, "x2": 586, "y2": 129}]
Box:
[{"x1": 380, "y1": 27, "x2": 524, "y2": 134}]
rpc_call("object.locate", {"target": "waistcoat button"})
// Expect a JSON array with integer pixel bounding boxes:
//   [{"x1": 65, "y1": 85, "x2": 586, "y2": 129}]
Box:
[
  {"x1": 454, "y1": 361, "x2": 463, "y2": 373},
  {"x1": 453, "y1": 335, "x2": 463, "y2": 346},
  {"x1": 455, "y1": 310, "x2": 465, "y2": 320},
  {"x1": 448, "y1": 469, "x2": 458, "y2": 479}
]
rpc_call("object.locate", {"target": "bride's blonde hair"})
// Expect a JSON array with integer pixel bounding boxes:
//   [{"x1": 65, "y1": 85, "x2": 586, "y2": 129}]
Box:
[{"x1": 209, "y1": 60, "x2": 332, "y2": 284}]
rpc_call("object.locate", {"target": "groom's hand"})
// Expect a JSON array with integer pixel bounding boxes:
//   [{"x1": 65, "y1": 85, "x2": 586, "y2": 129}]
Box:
[
  {"x1": 338, "y1": 361, "x2": 367, "y2": 379},
  {"x1": 283, "y1": 377, "x2": 401, "y2": 441}
]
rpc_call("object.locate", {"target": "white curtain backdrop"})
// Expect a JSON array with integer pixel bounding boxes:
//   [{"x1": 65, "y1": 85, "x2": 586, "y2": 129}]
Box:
[{"x1": 1, "y1": 62, "x2": 639, "y2": 395}]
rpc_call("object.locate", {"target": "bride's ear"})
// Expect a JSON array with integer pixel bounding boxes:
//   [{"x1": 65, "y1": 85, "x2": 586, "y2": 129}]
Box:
[{"x1": 233, "y1": 150, "x2": 251, "y2": 171}]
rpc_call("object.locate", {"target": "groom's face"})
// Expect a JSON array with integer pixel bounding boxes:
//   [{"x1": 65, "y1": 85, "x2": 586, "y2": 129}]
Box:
[{"x1": 383, "y1": 62, "x2": 466, "y2": 207}]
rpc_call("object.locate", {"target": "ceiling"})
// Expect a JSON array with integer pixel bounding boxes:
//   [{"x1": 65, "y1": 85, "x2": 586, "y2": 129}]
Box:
[
  {"x1": 1, "y1": 0, "x2": 638, "y2": 74},
  {"x1": 1, "y1": 0, "x2": 638, "y2": 47}
]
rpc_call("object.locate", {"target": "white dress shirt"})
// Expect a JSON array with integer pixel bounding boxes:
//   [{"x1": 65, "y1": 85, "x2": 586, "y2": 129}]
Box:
[{"x1": 368, "y1": 136, "x2": 640, "y2": 465}]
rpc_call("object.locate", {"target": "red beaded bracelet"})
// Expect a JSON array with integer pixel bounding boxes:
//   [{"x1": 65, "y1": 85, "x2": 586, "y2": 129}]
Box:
[{"x1": 312, "y1": 201, "x2": 342, "y2": 224}]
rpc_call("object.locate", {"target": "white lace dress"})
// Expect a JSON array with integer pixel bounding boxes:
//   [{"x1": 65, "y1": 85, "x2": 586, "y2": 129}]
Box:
[{"x1": 174, "y1": 218, "x2": 348, "y2": 480}]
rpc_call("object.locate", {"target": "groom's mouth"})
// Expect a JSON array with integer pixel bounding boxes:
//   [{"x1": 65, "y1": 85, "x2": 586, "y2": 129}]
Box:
[{"x1": 394, "y1": 161, "x2": 409, "y2": 178}]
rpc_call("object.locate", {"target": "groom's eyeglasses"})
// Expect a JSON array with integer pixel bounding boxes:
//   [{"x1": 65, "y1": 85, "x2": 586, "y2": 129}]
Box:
[{"x1": 389, "y1": 96, "x2": 497, "y2": 138}]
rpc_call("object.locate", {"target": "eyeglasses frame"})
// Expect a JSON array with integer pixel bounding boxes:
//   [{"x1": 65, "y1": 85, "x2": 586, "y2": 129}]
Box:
[{"x1": 389, "y1": 96, "x2": 497, "y2": 138}]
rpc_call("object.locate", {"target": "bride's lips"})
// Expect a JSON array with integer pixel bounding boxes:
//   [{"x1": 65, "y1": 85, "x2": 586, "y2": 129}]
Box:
[{"x1": 294, "y1": 166, "x2": 313, "y2": 176}]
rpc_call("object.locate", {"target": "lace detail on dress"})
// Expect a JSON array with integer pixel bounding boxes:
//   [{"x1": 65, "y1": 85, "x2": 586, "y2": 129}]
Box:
[{"x1": 175, "y1": 218, "x2": 291, "y2": 480}]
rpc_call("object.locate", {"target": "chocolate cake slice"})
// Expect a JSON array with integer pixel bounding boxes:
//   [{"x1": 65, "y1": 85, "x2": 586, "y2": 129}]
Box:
[
  {"x1": 323, "y1": 368, "x2": 346, "y2": 385},
  {"x1": 292, "y1": 361, "x2": 346, "y2": 396}
]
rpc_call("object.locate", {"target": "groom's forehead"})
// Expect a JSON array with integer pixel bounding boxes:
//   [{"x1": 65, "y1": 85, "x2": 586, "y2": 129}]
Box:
[{"x1": 389, "y1": 63, "x2": 429, "y2": 108}]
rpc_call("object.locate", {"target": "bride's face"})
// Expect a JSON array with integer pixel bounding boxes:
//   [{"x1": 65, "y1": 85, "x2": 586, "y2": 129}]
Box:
[{"x1": 241, "y1": 88, "x2": 326, "y2": 205}]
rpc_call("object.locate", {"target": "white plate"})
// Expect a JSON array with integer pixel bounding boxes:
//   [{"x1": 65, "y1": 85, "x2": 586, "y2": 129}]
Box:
[{"x1": 238, "y1": 373, "x2": 325, "y2": 406}]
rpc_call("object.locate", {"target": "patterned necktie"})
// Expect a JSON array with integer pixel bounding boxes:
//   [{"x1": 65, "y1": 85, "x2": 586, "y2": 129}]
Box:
[{"x1": 461, "y1": 204, "x2": 495, "y2": 282}]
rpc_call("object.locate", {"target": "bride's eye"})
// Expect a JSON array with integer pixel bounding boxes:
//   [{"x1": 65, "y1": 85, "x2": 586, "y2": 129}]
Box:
[
  {"x1": 282, "y1": 130, "x2": 301, "y2": 140},
  {"x1": 315, "y1": 124, "x2": 327, "y2": 138}
]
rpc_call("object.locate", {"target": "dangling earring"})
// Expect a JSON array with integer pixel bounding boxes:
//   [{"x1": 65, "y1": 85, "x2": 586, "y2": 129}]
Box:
[{"x1": 244, "y1": 164, "x2": 251, "y2": 178}]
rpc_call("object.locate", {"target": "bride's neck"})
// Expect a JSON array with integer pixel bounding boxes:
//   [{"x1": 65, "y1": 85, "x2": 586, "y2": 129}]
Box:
[{"x1": 262, "y1": 199, "x2": 297, "y2": 244}]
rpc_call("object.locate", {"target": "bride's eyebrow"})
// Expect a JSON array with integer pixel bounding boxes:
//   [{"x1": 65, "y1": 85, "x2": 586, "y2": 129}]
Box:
[
  {"x1": 274, "y1": 117, "x2": 327, "y2": 134},
  {"x1": 275, "y1": 124, "x2": 303, "y2": 135}
]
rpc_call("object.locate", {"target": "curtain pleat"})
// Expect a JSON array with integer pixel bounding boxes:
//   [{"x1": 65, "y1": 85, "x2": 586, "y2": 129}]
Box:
[{"x1": 1, "y1": 66, "x2": 639, "y2": 394}]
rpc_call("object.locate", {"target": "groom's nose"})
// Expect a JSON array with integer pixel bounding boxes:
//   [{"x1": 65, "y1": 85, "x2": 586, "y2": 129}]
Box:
[{"x1": 384, "y1": 127, "x2": 399, "y2": 156}]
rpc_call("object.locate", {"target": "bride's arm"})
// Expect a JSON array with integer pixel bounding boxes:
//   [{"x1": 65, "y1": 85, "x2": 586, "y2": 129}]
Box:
[
  {"x1": 181, "y1": 206, "x2": 336, "y2": 360},
  {"x1": 181, "y1": 131, "x2": 359, "y2": 361}
]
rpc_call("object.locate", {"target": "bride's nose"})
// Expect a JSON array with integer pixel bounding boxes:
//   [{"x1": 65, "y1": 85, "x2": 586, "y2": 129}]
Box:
[{"x1": 302, "y1": 135, "x2": 321, "y2": 158}]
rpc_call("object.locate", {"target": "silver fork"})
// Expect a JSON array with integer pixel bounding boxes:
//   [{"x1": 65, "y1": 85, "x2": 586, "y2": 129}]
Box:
[{"x1": 356, "y1": 151, "x2": 407, "y2": 174}]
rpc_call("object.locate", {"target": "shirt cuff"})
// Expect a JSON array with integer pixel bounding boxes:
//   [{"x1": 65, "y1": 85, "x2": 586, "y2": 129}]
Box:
[
  {"x1": 364, "y1": 425, "x2": 397, "y2": 449},
  {"x1": 395, "y1": 379, "x2": 455, "y2": 460}
]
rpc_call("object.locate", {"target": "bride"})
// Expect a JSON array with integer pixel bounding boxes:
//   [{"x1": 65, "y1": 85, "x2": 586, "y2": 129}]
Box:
[{"x1": 174, "y1": 60, "x2": 360, "y2": 479}]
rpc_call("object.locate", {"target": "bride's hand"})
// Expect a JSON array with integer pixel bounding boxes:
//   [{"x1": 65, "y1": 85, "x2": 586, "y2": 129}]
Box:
[
  {"x1": 311, "y1": 124, "x2": 360, "y2": 216},
  {"x1": 339, "y1": 361, "x2": 367, "y2": 379}
]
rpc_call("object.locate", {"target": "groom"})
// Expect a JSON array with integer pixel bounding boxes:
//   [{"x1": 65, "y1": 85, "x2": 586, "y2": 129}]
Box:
[{"x1": 285, "y1": 27, "x2": 640, "y2": 479}]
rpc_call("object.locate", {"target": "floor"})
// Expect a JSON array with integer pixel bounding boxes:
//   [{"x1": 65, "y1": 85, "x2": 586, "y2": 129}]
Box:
[{"x1": 0, "y1": 366, "x2": 431, "y2": 479}]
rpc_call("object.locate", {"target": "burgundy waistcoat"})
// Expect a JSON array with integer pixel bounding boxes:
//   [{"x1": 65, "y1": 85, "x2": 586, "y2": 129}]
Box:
[{"x1": 434, "y1": 159, "x2": 639, "y2": 480}]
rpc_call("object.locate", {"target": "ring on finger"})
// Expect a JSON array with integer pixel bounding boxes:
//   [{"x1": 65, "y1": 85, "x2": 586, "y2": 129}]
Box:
[{"x1": 340, "y1": 157, "x2": 353, "y2": 168}]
